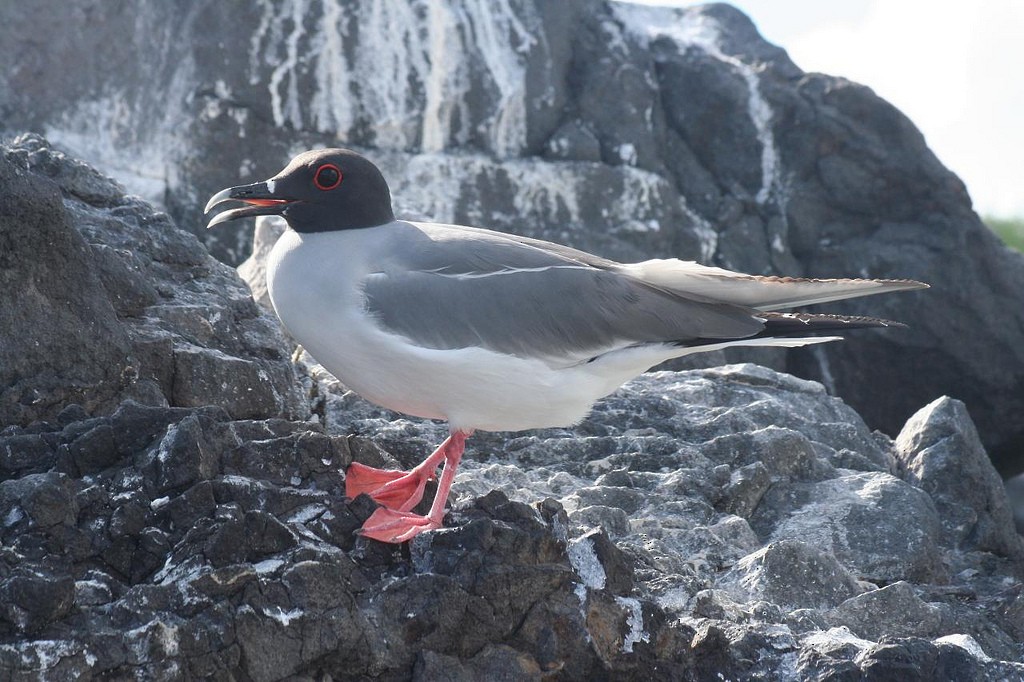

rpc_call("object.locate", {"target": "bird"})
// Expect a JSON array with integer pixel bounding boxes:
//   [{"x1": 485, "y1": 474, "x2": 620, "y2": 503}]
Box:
[{"x1": 205, "y1": 148, "x2": 927, "y2": 543}]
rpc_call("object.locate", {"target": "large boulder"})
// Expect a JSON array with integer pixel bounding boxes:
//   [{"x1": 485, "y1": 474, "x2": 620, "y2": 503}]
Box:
[
  {"x1": 896, "y1": 397, "x2": 1024, "y2": 558},
  {"x1": 0, "y1": 140, "x2": 132, "y2": 423}
]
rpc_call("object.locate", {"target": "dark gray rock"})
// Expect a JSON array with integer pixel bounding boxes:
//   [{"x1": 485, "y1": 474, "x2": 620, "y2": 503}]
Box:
[
  {"x1": 0, "y1": 146, "x2": 132, "y2": 424},
  {"x1": 0, "y1": 371, "x2": 1021, "y2": 679},
  {"x1": 302, "y1": 357, "x2": 1024, "y2": 677},
  {"x1": 896, "y1": 397, "x2": 1024, "y2": 559},
  {"x1": 764, "y1": 470, "x2": 944, "y2": 584},
  {"x1": 825, "y1": 581, "x2": 942, "y2": 642},
  {"x1": 796, "y1": 631, "x2": 1001, "y2": 682},
  {"x1": 414, "y1": 644, "x2": 544, "y2": 681},
  {"x1": 0, "y1": 568, "x2": 75, "y2": 636},
  {"x1": 0, "y1": 472, "x2": 77, "y2": 531},
  {"x1": 0, "y1": 135, "x2": 306, "y2": 425},
  {"x1": 717, "y1": 539, "x2": 863, "y2": 610}
]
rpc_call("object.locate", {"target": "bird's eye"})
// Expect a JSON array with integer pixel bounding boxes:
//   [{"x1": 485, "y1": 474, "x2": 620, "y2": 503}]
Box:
[{"x1": 313, "y1": 164, "x2": 342, "y2": 191}]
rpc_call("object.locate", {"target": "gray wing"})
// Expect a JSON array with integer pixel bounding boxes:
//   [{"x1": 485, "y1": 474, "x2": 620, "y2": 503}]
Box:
[{"x1": 362, "y1": 223, "x2": 764, "y2": 361}]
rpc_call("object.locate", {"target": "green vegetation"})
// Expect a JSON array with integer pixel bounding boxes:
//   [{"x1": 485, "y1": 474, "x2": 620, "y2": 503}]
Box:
[{"x1": 985, "y1": 216, "x2": 1024, "y2": 252}]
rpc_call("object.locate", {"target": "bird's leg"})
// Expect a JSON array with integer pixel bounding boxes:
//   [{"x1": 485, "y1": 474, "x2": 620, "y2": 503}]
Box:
[
  {"x1": 358, "y1": 429, "x2": 470, "y2": 543},
  {"x1": 345, "y1": 434, "x2": 455, "y2": 512}
]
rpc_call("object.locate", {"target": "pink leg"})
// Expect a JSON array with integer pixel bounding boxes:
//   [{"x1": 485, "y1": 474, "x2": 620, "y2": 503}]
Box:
[
  {"x1": 358, "y1": 429, "x2": 470, "y2": 543},
  {"x1": 345, "y1": 435, "x2": 454, "y2": 512}
]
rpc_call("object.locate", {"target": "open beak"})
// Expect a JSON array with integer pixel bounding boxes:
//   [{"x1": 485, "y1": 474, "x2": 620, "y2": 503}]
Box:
[{"x1": 204, "y1": 181, "x2": 292, "y2": 228}]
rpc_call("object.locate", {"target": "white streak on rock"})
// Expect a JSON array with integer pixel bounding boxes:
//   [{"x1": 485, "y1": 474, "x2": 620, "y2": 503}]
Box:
[
  {"x1": 254, "y1": 558, "x2": 285, "y2": 574},
  {"x1": 263, "y1": 605, "x2": 304, "y2": 626},
  {"x1": 45, "y1": 95, "x2": 174, "y2": 207},
  {"x1": 684, "y1": 201, "x2": 719, "y2": 262},
  {"x1": 812, "y1": 344, "x2": 837, "y2": 394},
  {"x1": 422, "y1": 3, "x2": 469, "y2": 152},
  {"x1": 4, "y1": 506, "x2": 23, "y2": 527},
  {"x1": 252, "y1": 0, "x2": 536, "y2": 156},
  {"x1": 461, "y1": 0, "x2": 535, "y2": 156},
  {"x1": 614, "y1": 596, "x2": 649, "y2": 653},
  {"x1": 614, "y1": 5, "x2": 780, "y2": 204},
  {"x1": 617, "y1": 143, "x2": 637, "y2": 166},
  {"x1": 264, "y1": 0, "x2": 308, "y2": 131},
  {"x1": 309, "y1": 0, "x2": 353, "y2": 140},
  {"x1": 508, "y1": 161, "x2": 584, "y2": 225},
  {"x1": 568, "y1": 536, "x2": 606, "y2": 590}
]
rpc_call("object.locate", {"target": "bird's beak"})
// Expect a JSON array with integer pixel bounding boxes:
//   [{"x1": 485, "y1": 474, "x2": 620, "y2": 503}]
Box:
[{"x1": 204, "y1": 180, "x2": 292, "y2": 229}]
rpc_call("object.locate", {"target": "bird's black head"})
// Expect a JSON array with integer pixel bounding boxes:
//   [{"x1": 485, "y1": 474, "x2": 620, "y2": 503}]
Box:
[{"x1": 205, "y1": 148, "x2": 395, "y2": 233}]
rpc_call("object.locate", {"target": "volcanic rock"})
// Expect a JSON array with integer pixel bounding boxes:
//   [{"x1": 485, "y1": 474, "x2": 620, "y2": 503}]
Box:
[{"x1": 1, "y1": 6, "x2": 1024, "y2": 680}]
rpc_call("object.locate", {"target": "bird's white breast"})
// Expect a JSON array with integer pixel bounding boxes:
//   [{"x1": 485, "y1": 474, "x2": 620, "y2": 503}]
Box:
[{"x1": 266, "y1": 226, "x2": 633, "y2": 432}]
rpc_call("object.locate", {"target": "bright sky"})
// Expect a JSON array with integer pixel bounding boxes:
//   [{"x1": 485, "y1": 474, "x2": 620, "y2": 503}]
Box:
[{"x1": 644, "y1": 0, "x2": 1024, "y2": 217}]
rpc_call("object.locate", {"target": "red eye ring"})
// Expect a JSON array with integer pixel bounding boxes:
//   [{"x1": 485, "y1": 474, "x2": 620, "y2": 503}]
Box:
[{"x1": 313, "y1": 163, "x2": 342, "y2": 191}]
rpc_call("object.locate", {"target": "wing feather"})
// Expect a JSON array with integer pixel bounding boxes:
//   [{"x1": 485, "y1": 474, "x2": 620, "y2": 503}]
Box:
[{"x1": 619, "y1": 259, "x2": 928, "y2": 310}]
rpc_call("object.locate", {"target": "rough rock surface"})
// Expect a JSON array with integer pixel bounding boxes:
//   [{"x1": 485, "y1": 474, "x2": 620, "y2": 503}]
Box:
[
  {"x1": 896, "y1": 398, "x2": 1024, "y2": 559},
  {"x1": 0, "y1": 135, "x2": 306, "y2": 426},
  {"x1": 2, "y1": 1, "x2": 1023, "y2": 472},
  {"x1": 4, "y1": 351, "x2": 1024, "y2": 678}
]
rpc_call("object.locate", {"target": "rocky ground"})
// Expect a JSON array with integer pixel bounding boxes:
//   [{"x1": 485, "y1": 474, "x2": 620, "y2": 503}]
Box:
[
  {"x1": 2, "y1": 137, "x2": 1024, "y2": 680},
  {"x1": 3, "y1": 1, "x2": 1024, "y2": 678}
]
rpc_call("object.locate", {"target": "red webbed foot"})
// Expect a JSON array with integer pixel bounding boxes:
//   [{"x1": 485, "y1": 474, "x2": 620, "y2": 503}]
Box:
[
  {"x1": 345, "y1": 462, "x2": 433, "y2": 512},
  {"x1": 350, "y1": 430, "x2": 471, "y2": 543},
  {"x1": 357, "y1": 507, "x2": 443, "y2": 543}
]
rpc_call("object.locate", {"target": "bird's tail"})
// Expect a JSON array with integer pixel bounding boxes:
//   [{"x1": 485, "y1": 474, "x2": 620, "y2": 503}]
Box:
[
  {"x1": 673, "y1": 311, "x2": 902, "y2": 352},
  {"x1": 754, "y1": 311, "x2": 904, "y2": 337}
]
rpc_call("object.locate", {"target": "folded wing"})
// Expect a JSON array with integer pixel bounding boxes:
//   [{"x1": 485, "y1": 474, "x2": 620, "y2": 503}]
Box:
[{"x1": 363, "y1": 222, "x2": 926, "y2": 365}]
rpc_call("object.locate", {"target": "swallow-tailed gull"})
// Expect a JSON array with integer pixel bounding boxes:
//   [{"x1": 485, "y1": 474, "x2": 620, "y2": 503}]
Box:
[{"x1": 206, "y1": 148, "x2": 927, "y2": 543}]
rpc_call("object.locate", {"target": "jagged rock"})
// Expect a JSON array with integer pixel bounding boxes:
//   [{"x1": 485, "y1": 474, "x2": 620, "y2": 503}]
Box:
[
  {"x1": 0, "y1": 568, "x2": 75, "y2": 636},
  {"x1": 717, "y1": 539, "x2": 863, "y2": 611},
  {"x1": 794, "y1": 629, "x2": 1021, "y2": 681},
  {"x1": 301, "y1": 357, "x2": 1023, "y2": 677},
  {"x1": 825, "y1": 582, "x2": 942, "y2": 642},
  {"x1": 765, "y1": 470, "x2": 944, "y2": 584},
  {"x1": 5, "y1": 286, "x2": 1020, "y2": 679},
  {"x1": 0, "y1": 145, "x2": 133, "y2": 424},
  {"x1": 896, "y1": 397, "x2": 1024, "y2": 559},
  {"x1": 0, "y1": 135, "x2": 306, "y2": 425},
  {"x1": 414, "y1": 644, "x2": 545, "y2": 681},
  {"x1": 324, "y1": 363, "x2": 948, "y2": 588}
]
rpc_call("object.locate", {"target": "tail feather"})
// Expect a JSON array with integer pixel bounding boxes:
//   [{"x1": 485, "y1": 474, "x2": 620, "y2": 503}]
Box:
[
  {"x1": 755, "y1": 311, "x2": 905, "y2": 337},
  {"x1": 675, "y1": 311, "x2": 900, "y2": 351}
]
